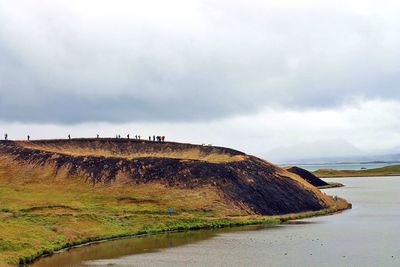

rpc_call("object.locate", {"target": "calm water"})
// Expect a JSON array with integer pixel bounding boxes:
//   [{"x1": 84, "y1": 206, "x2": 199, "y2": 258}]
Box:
[
  {"x1": 294, "y1": 162, "x2": 398, "y2": 172},
  {"x1": 32, "y1": 176, "x2": 400, "y2": 267}
]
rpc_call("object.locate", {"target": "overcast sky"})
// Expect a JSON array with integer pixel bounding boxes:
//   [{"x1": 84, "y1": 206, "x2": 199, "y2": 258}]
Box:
[{"x1": 1, "y1": 0, "x2": 400, "y2": 162}]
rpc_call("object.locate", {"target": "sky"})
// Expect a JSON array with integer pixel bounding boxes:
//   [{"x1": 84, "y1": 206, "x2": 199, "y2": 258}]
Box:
[{"x1": 1, "y1": 0, "x2": 400, "y2": 163}]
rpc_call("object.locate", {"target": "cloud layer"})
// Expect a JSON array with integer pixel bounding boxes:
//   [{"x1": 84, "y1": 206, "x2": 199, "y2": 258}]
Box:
[
  {"x1": 1, "y1": 0, "x2": 400, "y2": 123},
  {"x1": 2, "y1": 99, "x2": 400, "y2": 163}
]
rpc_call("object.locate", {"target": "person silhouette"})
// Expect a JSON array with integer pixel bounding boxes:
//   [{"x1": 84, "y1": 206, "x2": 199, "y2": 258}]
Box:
[
  {"x1": 127, "y1": 134, "x2": 130, "y2": 139},
  {"x1": 68, "y1": 134, "x2": 71, "y2": 140},
  {"x1": 97, "y1": 134, "x2": 99, "y2": 139},
  {"x1": 27, "y1": 135, "x2": 30, "y2": 141},
  {"x1": 5, "y1": 133, "x2": 8, "y2": 140}
]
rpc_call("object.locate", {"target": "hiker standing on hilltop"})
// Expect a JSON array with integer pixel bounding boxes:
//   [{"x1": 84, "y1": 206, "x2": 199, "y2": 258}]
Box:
[
  {"x1": 68, "y1": 134, "x2": 71, "y2": 140},
  {"x1": 97, "y1": 134, "x2": 99, "y2": 139},
  {"x1": 27, "y1": 135, "x2": 30, "y2": 141},
  {"x1": 127, "y1": 134, "x2": 130, "y2": 139},
  {"x1": 4, "y1": 133, "x2": 7, "y2": 140},
  {"x1": 153, "y1": 135, "x2": 155, "y2": 141}
]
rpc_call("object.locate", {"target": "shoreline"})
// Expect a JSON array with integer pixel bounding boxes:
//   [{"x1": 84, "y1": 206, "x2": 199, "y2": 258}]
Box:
[
  {"x1": 317, "y1": 182, "x2": 344, "y2": 189},
  {"x1": 24, "y1": 199, "x2": 351, "y2": 266},
  {"x1": 314, "y1": 164, "x2": 400, "y2": 178}
]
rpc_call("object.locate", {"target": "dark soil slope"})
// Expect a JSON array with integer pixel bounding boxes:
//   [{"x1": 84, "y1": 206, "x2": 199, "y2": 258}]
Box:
[
  {"x1": 285, "y1": 166, "x2": 329, "y2": 187},
  {"x1": 0, "y1": 139, "x2": 333, "y2": 215}
]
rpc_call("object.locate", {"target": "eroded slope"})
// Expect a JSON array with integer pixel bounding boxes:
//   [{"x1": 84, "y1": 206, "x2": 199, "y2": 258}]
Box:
[{"x1": 0, "y1": 139, "x2": 333, "y2": 215}]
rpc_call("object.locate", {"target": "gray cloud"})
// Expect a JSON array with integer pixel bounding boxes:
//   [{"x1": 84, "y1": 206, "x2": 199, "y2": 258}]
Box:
[{"x1": 1, "y1": 0, "x2": 400, "y2": 123}]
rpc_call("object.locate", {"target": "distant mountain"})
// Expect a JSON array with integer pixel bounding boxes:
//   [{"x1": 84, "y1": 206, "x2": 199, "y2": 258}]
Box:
[{"x1": 263, "y1": 139, "x2": 400, "y2": 165}]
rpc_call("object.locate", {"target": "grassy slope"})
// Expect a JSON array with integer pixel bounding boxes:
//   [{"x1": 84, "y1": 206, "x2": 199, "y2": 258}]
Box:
[
  {"x1": 314, "y1": 164, "x2": 400, "y2": 178},
  {"x1": 0, "y1": 179, "x2": 253, "y2": 265},
  {"x1": 0, "y1": 179, "x2": 349, "y2": 266},
  {"x1": 16, "y1": 140, "x2": 243, "y2": 163}
]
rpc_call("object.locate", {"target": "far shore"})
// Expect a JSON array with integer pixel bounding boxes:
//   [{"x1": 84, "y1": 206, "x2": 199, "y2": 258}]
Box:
[{"x1": 314, "y1": 164, "x2": 400, "y2": 178}]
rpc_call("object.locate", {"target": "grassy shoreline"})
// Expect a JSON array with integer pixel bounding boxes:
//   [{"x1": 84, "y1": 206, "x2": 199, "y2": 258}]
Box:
[
  {"x1": 314, "y1": 164, "x2": 400, "y2": 178},
  {"x1": 22, "y1": 198, "x2": 350, "y2": 266},
  {"x1": 317, "y1": 182, "x2": 344, "y2": 189}
]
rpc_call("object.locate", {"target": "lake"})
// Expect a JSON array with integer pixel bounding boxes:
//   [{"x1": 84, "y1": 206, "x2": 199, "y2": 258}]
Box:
[{"x1": 32, "y1": 176, "x2": 400, "y2": 267}]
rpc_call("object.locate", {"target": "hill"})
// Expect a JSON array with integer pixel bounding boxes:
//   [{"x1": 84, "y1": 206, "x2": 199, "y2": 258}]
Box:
[
  {"x1": 285, "y1": 166, "x2": 329, "y2": 187},
  {"x1": 0, "y1": 139, "x2": 334, "y2": 215},
  {"x1": 0, "y1": 139, "x2": 349, "y2": 265},
  {"x1": 285, "y1": 166, "x2": 344, "y2": 188}
]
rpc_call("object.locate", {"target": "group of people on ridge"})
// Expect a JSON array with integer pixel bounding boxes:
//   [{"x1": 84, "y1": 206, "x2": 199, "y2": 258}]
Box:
[
  {"x1": 149, "y1": 135, "x2": 165, "y2": 142},
  {"x1": 3, "y1": 133, "x2": 166, "y2": 142},
  {"x1": 114, "y1": 134, "x2": 142, "y2": 140}
]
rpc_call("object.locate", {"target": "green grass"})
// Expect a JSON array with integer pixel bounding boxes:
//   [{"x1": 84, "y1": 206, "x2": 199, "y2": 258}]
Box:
[
  {"x1": 314, "y1": 164, "x2": 400, "y2": 178},
  {"x1": 0, "y1": 180, "x2": 254, "y2": 266}
]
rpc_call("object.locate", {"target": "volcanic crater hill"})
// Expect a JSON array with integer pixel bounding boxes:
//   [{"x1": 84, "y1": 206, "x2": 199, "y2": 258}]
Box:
[
  {"x1": 0, "y1": 139, "x2": 335, "y2": 215},
  {"x1": 285, "y1": 166, "x2": 329, "y2": 187}
]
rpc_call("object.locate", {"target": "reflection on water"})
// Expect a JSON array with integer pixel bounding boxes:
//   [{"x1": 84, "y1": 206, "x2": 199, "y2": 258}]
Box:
[
  {"x1": 31, "y1": 224, "x2": 274, "y2": 267},
  {"x1": 32, "y1": 176, "x2": 400, "y2": 267}
]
